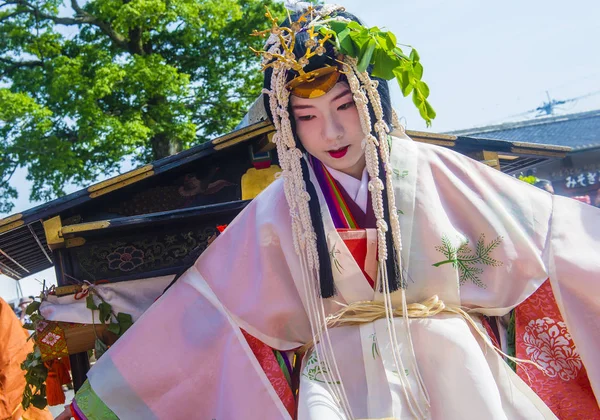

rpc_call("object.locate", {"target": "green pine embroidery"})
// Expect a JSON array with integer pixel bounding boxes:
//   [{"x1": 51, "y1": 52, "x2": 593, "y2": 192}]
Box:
[
  {"x1": 370, "y1": 333, "x2": 379, "y2": 360},
  {"x1": 392, "y1": 369, "x2": 410, "y2": 377},
  {"x1": 393, "y1": 169, "x2": 409, "y2": 179},
  {"x1": 329, "y1": 241, "x2": 343, "y2": 274},
  {"x1": 302, "y1": 352, "x2": 340, "y2": 384},
  {"x1": 432, "y1": 233, "x2": 503, "y2": 288}
]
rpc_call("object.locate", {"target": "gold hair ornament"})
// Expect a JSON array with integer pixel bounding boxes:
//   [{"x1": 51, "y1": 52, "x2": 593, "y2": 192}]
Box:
[{"x1": 250, "y1": 6, "x2": 335, "y2": 95}]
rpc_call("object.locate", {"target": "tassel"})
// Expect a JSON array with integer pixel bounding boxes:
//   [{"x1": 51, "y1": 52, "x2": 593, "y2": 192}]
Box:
[
  {"x1": 45, "y1": 360, "x2": 66, "y2": 406},
  {"x1": 57, "y1": 357, "x2": 72, "y2": 385},
  {"x1": 299, "y1": 158, "x2": 336, "y2": 298}
]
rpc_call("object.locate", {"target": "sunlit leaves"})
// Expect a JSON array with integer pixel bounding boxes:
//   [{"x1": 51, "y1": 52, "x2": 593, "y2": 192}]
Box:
[
  {"x1": 318, "y1": 20, "x2": 436, "y2": 127},
  {"x1": 357, "y1": 38, "x2": 376, "y2": 73}
]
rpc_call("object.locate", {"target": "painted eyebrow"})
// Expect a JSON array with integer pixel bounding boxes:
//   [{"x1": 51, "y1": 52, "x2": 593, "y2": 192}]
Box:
[
  {"x1": 331, "y1": 89, "x2": 352, "y2": 102},
  {"x1": 291, "y1": 89, "x2": 352, "y2": 110},
  {"x1": 291, "y1": 104, "x2": 315, "y2": 110}
]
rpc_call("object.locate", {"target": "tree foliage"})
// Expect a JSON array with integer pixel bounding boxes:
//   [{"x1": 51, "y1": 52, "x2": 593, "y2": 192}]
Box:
[{"x1": 0, "y1": 0, "x2": 284, "y2": 211}]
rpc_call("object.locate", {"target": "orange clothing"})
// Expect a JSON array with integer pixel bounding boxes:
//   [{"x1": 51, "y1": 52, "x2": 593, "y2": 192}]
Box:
[{"x1": 0, "y1": 298, "x2": 52, "y2": 420}]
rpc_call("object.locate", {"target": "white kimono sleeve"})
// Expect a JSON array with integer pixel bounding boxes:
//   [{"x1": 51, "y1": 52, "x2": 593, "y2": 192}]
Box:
[
  {"x1": 86, "y1": 179, "x2": 311, "y2": 419},
  {"x1": 419, "y1": 140, "x2": 600, "y2": 404},
  {"x1": 548, "y1": 195, "x2": 600, "y2": 401}
]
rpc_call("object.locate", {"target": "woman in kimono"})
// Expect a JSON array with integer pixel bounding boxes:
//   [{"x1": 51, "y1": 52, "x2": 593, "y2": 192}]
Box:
[{"x1": 57, "y1": 4, "x2": 600, "y2": 420}]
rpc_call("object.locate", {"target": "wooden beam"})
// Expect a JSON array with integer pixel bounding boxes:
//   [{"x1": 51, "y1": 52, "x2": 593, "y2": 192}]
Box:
[
  {"x1": 405, "y1": 130, "x2": 457, "y2": 141},
  {"x1": 469, "y1": 150, "x2": 501, "y2": 171},
  {"x1": 43, "y1": 216, "x2": 64, "y2": 250},
  {"x1": 63, "y1": 323, "x2": 118, "y2": 354}
]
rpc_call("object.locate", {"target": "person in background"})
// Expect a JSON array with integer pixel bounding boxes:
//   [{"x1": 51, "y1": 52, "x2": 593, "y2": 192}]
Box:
[
  {"x1": 17, "y1": 297, "x2": 33, "y2": 325},
  {"x1": 534, "y1": 179, "x2": 555, "y2": 194}
]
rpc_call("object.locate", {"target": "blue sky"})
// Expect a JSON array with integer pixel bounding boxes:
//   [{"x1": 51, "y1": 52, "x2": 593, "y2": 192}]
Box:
[
  {"x1": 2, "y1": 0, "x2": 600, "y2": 299},
  {"x1": 335, "y1": 0, "x2": 600, "y2": 131}
]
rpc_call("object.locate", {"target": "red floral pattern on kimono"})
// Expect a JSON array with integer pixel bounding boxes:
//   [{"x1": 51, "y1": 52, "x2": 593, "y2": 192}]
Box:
[
  {"x1": 241, "y1": 330, "x2": 295, "y2": 418},
  {"x1": 515, "y1": 279, "x2": 600, "y2": 419}
]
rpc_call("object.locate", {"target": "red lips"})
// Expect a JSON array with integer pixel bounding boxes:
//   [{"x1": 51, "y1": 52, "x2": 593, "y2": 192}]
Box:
[{"x1": 328, "y1": 146, "x2": 349, "y2": 159}]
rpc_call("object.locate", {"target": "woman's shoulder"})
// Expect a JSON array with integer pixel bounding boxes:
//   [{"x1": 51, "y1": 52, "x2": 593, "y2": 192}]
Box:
[
  {"x1": 390, "y1": 131, "x2": 455, "y2": 156},
  {"x1": 390, "y1": 131, "x2": 490, "y2": 168}
]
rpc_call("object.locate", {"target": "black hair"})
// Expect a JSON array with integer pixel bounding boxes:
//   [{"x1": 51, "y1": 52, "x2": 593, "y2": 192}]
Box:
[{"x1": 263, "y1": 7, "x2": 400, "y2": 298}]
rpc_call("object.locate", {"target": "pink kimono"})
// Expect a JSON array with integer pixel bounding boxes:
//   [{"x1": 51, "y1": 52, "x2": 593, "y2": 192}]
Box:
[{"x1": 72, "y1": 134, "x2": 599, "y2": 419}]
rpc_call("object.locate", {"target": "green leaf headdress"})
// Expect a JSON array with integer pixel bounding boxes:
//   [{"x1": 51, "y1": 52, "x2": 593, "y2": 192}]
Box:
[{"x1": 251, "y1": 4, "x2": 435, "y2": 126}]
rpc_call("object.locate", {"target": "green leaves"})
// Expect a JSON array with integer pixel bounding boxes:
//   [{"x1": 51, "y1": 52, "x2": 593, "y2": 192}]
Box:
[
  {"x1": 21, "y1": 346, "x2": 49, "y2": 410},
  {"x1": 337, "y1": 28, "x2": 356, "y2": 57},
  {"x1": 98, "y1": 302, "x2": 112, "y2": 323},
  {"x1": 105, "y1": 312, "x2": 133, "y2": 337},
  {"x1": 85, "y1": 286, "x2": 134, "y2": 360},
  {"x1": 86, "y1": 294, "x2": 98, "y2": 310},
  {"x1": 108, "y1": 322, "x2": 121, "y2": 335},
  {"x1": 412, "y1": 85, "x2": 436, "y2": 128},
  {"x1": 393, "y1": 66, "x2": 413, "y2": 96},
  {"x1": 318, "y1": 20, "x2": 436, "y2": 127},
  {"x1": 116, "y1": 312, "x2": 133, "y2": 335},
  {"x1": 25, "y1": 300, "x2": 41, "y2": 315},
  {"x1": 371, "y1": 47, "x2": 397, "y2": 80},
  {"x1": 31, "y1": 394, "x2": 48, "y2": 410},
  {"x1": 357, "y1": 38, "x2": 376, "y2": 73},
  {"x1": 392, "y1": 59, "x2": 435, "y2": 126},
  {"x1": 95, "y1": 337, "x2": 109, "y2": 359}
]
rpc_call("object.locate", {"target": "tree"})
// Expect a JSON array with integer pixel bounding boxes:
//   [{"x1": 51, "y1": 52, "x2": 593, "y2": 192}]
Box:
[{"x1": 0, "y1": 0, "x2": 284, "y2": 212}]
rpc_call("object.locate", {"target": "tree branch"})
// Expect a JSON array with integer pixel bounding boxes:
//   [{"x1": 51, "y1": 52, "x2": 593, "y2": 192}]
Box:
[
  {"x1": 86, "y1": 19, "x2": 128, "y2": 50},
  {"x1": 67, "y1": 0, "x2": 129, "y2": 49},
  {"x1": 3, "y1": 0, "x2": 129, "y2": 50},
  {"x1": 0, "y1": 56, "x2": 43, "y2": 73},
  {"x1": 1, "y1": 164, "x2": 18, "y2": 185},
  {"x1": 0, "y1": 9, "x2": 30, "y2": 23},
  {"x1": 70, "y1": 0, "x2": 84, "y2": 16}
]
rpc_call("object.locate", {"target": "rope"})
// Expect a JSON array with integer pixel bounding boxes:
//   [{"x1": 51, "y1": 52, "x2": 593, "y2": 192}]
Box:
[{"x1": 299, "y1": 295, "x2": 543, "y2": 374}]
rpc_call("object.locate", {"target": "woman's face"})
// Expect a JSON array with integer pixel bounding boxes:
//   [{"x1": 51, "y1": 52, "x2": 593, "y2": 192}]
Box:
[{"x1": 290, "y1": 82, "x2": 366, "y2": 179}]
